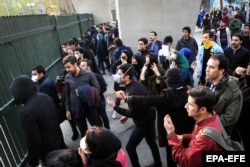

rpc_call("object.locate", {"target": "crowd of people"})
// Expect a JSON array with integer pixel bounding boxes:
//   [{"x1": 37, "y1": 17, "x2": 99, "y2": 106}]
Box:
[{"x1": 8, "y1": 7, "x2": 250, "y2": 167}]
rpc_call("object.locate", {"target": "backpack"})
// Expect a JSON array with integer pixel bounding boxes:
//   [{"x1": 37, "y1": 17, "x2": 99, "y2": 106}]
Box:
[
  {"x1": 200, "y1": 116, "x2": 244, "y2": 151},
  {"x1": 76, "y1": 85, "x2": 100, "y2": 108}
]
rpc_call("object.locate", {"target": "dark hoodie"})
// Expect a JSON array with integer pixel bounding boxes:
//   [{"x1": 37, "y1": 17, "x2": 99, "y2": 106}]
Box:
[
  {"x1": 127, "y1": 68, "x2": 195, "y2": 147},
  {"x1": 9, "y1": 75, "x2": 67, "y2": 166}
]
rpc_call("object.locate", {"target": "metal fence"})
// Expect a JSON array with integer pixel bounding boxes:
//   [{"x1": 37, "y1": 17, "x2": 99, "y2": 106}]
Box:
[{"x1": 0, "y1": 13, "x2": 94, "y2": 167}]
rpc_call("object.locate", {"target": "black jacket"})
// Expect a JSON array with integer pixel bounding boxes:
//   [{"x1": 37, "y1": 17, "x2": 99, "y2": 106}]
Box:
[
  {"x1": 114, "y1": 80, "x2": 154, "y2": 128},
  {"x1": 127, "y1": 86, "x2": 195, "y2": 147},
  {"x1": 9, "y1": 75, "x2": 67, "y2": 166}
]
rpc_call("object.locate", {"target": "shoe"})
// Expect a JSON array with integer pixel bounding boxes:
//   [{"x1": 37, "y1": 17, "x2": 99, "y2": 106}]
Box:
[
  {"x1": 71, "y1": 132, "x2": 79, "y2": 141},
  {"x1": 112, "y1": 111, "x2": 117, "y2": 119}
]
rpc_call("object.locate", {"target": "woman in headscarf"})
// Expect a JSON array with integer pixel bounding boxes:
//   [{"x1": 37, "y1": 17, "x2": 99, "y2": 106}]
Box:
[{"x1": 78, "y1": 126, "x2": 129, "y2": 167}]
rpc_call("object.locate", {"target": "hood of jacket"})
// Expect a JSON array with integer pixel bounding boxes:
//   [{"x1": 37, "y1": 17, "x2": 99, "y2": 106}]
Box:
[{"x1": 9, "y1": 75, "x2": 37, "y2": 105}]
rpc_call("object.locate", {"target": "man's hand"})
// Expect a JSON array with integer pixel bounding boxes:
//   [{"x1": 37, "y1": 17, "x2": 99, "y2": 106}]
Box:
[
  {"x1": 66, "y1": 111, "x2": 72, "y2": 120},
  {"x1": 177, "y1": 135, "x2": 183, "y2": 142},
  {"x1": 119, "y1": 116, "x2": 128, "y2": 124},
  {"x1": 235, "y1": 67, "x2": 246, "y2": 75},
  {"x1": 106, "y1": 97, "x2": 115, "y2": 108},
  {"x1": 164, "y1": 114, "x2": 175, "y2": 134},
  {"x1": 114, "y1": 90, "x2": 126, "y2": 100}
]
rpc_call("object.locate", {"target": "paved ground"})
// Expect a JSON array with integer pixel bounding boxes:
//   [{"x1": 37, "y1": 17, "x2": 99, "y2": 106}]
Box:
[{"x1": 60, "y1": 29, "x2": 203, "y2": 167}]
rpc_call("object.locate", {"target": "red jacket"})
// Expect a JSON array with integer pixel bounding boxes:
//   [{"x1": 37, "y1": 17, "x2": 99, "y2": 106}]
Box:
[{"x1": 167, "y1": 114, "x2": 223, "y2": 167}]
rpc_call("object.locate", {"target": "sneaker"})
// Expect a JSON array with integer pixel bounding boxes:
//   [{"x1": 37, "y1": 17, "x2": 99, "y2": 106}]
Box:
[{"x1": 112, "y1": 111, "x2": 117, "y2": 119}]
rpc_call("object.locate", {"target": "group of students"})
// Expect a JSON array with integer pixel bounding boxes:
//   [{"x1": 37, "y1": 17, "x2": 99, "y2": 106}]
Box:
[{"x1": 8, "y1": 20, "x2": 250, "y2": 167}]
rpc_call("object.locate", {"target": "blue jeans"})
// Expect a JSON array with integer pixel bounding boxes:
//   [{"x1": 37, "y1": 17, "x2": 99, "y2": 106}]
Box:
[{"x1": 126, "y1": 115, "x2": 162, "y2": 167}]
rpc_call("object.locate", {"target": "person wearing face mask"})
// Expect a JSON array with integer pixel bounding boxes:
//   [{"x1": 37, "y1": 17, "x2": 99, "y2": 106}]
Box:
[
  {"x1": 9, "y1": 75, "x2": 67, "y2": 167},
  {"x1": 107, "y1": 64, "x2": 163, "y2": 167},
  {"x1": 196, "y1": 30, "x2": 224, "y2": 85},
  {"x1": 114, "y1": 68, "x2": 195, "y2": 167},
  {"x1": 111, "y1": 50, "x2": 131, "y2": 119},
  {"x1": 31, "y1": 65, "x2": 61, "y2": 112}
]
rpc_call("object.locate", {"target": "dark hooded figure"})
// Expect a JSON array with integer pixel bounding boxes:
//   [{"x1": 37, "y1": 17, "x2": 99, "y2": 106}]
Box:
[
  {"x1": 116, "y1": 68, "x2": 195, "y2": 167},
  {"x1": 9, "y1": 75, "x2": 67, "y2": 166}
]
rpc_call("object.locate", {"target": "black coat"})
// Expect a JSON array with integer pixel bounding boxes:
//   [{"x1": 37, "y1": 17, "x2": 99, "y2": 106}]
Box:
[
  {"x1": 128, "y1": 86, "x2": 195, "y2": 147},
  {"x1": 9, "y1": 75, "x2": 67, "y2": 166}
]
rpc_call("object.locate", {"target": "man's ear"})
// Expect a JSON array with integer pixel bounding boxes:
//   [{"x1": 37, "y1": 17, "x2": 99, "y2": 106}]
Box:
[
  {"x1": 199, "y1": 106, "x2": 207, "y2": 114},
  {"x1": 123, "y1": 74, "x2": 130, "y2": 80}
]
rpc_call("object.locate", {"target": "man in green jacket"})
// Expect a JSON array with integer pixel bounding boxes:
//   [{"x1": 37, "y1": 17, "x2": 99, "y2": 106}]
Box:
[{"x1": 205, "y1": 54, "x2": 243, "y2": 136}]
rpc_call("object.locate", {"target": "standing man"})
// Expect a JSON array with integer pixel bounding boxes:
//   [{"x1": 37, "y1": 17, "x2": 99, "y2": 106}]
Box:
[
  {"x1": 175, "y1": 26, "x2": 199, "y2": 65},
  {"x1": 107, "y1": 64, "x2": 162, "y2": 167},
  {"x1": 31, "y1": 65, "x2": 79, "y2": 141},
  {"x1": 31, "y1": 65, "x2": 61, "y2": 111},
  {"x1": 9, "y1": 75, "x2": 67, "y2": 167},
  {"x1": 136, "y1": 37, "x2": 153, "y2": 70},
  {"x1": 223, "y1": 33, "x2": 250, "y2": 75},
  {"x1": 148, "y1": 31, "x2": 162, "y2": 58},
  {"x1": 205, "y1": 54, "x2": 243, "y2": 135},
  {"x1": 196, "y1": 30, "x2": 224, "y2": 85},
  {"x1": 241, "y1": 24, "x2": 250, "y2": 51},
  {"x1": 217, "y1": 20, "x2": 231, "y2": 49},
  {"x1": 164, "y1": 86, "x2": 223, "y2": 167},
  {"x1": 229, "y1": 14, "x2": 242, "y2": 35},
  {"x1": 63, "y1": 55, "x2": 102, "y2": 137}
]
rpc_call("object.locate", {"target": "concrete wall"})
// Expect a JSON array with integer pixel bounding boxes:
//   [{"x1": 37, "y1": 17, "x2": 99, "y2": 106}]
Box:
[
  {"x1": 116, "y1": 0, "x2": 201, "y2": 52},
  {"x1": 72, "y1": 0, "x2": 112, "y2": 24}
]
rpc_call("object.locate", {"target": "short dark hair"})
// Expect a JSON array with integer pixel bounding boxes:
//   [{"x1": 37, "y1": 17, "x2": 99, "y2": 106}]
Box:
[
  {"x1": 67, "y1": 39, "x2": 77, "y2": 46},
  {"x1": 138, "y1": 37, "x2": 148, "y2": 45},
  {"x1": 114, "y1": 38, "x2": 123, "y2": 46},
  {"x1": 150, "y1": 31, "x2": 157, "y2": 36},
  {"x1": 73, "y1": 47, "x2": 85, "y2": 54},
  {"x1": 182, "y1": 26, "x2": 191, "y2": 34},
  {"x1": 231, "y1": 33, "x2": 243, "y2": 41},
  {"x1": 187, "y1": 86, "x2": 215, "y2": 113},
  {"x1": 118, "y1": 64, "x2": 134, "y2": 79},
  {"x1": 203, "y1": 30, "x2": 214, "y2": 38},
  {"x1": 32, "y1": 65, "x2": 45, "y2": 74},
  {"x1": 234, "y1": 14, "x2": 239, "y2": 19},
  {"x1": 163, "y1": 35, "x2": 173, "y2": 44},
  {"x1": 62, "y1": 55, "x2": 78, "y2": 65},
  {"x1": 209, "y1": 54, "x2": 229, "y2": 73},
  {"x1": 81, "y1": 59, "x2": 93, "y2": 69}
]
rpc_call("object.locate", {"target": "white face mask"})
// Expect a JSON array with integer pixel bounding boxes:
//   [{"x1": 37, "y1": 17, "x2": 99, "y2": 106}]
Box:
[
  {"x1": 112, "y1": 73, "x2": 122, "y2": 83},
  {"x1": 74, "y1": 54, "x2": 80, "y2": 60},
  {"x1": 62, "y1": 48, "x2": 68, "y2": 53},
  {"x1": 31, "y1": 75, "x2": 38, "y2": 82}
]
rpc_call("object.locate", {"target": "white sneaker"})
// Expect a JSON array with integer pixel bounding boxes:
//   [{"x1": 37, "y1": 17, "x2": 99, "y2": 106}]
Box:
[{"x1": 112, "y1": 111, "x2": 117, "y2": 119}]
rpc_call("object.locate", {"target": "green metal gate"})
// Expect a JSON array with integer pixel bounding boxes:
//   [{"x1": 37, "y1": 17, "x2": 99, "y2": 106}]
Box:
[{"x1": 0, "y1": 13, "x2": 94, "y2": 167}]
